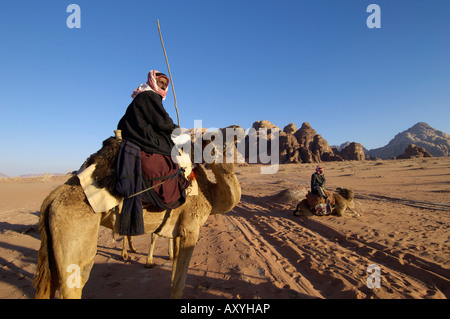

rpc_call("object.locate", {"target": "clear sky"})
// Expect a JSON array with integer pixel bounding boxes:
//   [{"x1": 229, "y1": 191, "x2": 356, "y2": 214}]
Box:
[{"x1": 0, "y1": 0, "x2": 449, "y2": 176}]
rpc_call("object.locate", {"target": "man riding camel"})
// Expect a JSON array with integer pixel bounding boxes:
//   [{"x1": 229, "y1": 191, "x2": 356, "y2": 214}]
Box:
[
  {"x1": 311, "y1": 165, "x2": 327, "y2": 199},
  {"x1": 115, "y1": 70, "x2": 189, "y2": 236},
  {"x1": 310, "y1": 165, "x2": 334, "y2": 213},
  {"x1": 117, "y1": 70, "x2": 176, "y2": 155}
]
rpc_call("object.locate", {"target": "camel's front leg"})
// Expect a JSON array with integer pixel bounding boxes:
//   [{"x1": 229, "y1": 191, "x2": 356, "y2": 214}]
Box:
[
  {"x1": 127, "y1": 235, "x2": 137, "y2": 253},
  {"x1": 145, "y1": 233, "x2": 159, "y2": 268},
  {"x1": 344, "y1": 206, "x2": 360, "y2": 217},
  {"x1": 168, "y1": 238, "x2": 174, "y2": 261},
  {"x1": 171, "y1": 227, "x2": 199, "y2": 299},
  {"x1": 121, "y1": 236, "x2": 136, "y2": 260}
]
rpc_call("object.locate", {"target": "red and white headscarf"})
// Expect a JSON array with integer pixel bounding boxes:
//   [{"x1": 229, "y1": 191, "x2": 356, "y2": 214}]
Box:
[
  {"x1": 316, "y1": 165, "x2": 324, "y2": 175},
  {"x1": 131, "y1": 70, "x2": 170, "y2": 100}
]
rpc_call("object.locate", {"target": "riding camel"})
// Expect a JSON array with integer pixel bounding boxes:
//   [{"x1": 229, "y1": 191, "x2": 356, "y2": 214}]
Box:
[
  {"x1": 293, "y1": 187, "x2": 360, "y2": 217},
  {"x1": 34, "y1": 130, "x2": 241, "y2": 299}
]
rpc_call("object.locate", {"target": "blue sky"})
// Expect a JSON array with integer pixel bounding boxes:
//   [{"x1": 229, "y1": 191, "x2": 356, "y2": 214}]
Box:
[{"x1": 0, "y1": 0, "x2": 449, "y2": 176}]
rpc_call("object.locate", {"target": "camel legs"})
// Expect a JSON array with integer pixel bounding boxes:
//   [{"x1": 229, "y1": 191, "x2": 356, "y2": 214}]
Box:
[
  {"x1": 342, "y1": 207, "x2": 360, "y2": 217},
  {"x1": 121, "y1": 236, "x2": 136, "y2": 260},
  {"x1": 171, "y1": 227, "x2": 200, "y2": 299},
  {"x1": 121, "y1": 236, "x2": 128, "y2": 260},
  {"x1": 168, "y1": 238, "x2": 174, "y2": 261},
  {"x1": 145, "y1": 233, "x2": 159, "y2": 268},
  {"x1": 332, "y1": 202, "x2": 360, "y2": 217},
  {"x1": 50, "y1": 206, "x2": 101, "y2": 299},
  {"x1": 145, "y1": 234, "x2": 175, "y2": 268}
]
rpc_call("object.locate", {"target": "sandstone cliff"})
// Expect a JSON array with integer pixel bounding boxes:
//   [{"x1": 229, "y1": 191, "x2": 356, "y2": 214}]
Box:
[{"x1": 248, "y1": 120, "x2": 344, "y2": 164}]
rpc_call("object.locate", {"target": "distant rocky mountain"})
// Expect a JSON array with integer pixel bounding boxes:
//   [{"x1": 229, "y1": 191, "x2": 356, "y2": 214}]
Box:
[
  {"x1": 0, "y1": 172, "x2": 8, "y2": 178},
  {"x1": 240, "y1": 120, "x2": 448, "y2": 164},
  {"x1": 366, "y1": 122, "x2": 449, "y2": 159}
]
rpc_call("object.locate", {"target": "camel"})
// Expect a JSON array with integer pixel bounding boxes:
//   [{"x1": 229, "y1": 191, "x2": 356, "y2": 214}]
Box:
[
  {"x1": 33, "y1": 132, "x2": 241, "y2": 299},
  {"x1": 293, "y1": 187, "x2": 360, "y2": 217}
]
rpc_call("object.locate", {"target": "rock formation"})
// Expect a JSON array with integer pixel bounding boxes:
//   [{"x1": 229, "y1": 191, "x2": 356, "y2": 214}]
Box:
[
  {"x1": 283, "y1": 122, "x2": 297, "y2": 135},
  {"x1": 337, "y1": 142, "x2": 366, "y2": 161},
  {"x1": 396, "y1": 144, "x2": 433, "y2": 159},
  {"x1": 244, "y1": 121, "x2": 280, "y2": 164},
  {"x1": 292, "y1": 122, "x2": 342, "y2": 163},
  {"x1": 279, "y1": 131, "x2": 301, "y2": 163},
  {"x1": 333, "y1": 141, "x2": 369, "y2": 154},
  {"x1": 248, "y1": 120, "x2": 343, "y2": 164},
  {"x1": 203, "y1": 121, "x2": 446, "y2": 166}
]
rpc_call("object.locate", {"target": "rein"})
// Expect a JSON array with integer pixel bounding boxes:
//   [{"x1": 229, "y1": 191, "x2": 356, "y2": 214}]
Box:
[{"x1": 126, "y1": 167, "x2": 184, "y2": 199}]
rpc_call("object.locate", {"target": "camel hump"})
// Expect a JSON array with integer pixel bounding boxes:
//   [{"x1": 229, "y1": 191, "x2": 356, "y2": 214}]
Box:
[{"x1": 82, "y1": 137, "x2": 122, "y2": 195}]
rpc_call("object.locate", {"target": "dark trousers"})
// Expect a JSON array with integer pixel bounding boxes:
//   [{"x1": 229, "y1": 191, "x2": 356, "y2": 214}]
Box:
[{"x1": 313, "y1": 186, "x2": 327, "y2": 199}]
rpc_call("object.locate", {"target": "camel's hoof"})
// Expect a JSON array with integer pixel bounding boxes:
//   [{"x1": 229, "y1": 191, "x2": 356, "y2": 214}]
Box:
[
  {"x1": 145, "y1": 263, "x2": 155, "y2": 269},
  {"x1": 293, "y1": 210, "x2": 300, "y2": 216}
]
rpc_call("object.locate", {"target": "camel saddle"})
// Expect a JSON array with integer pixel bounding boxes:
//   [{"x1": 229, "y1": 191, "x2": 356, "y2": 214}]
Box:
[
  {"x1": 78, "y1": 163, "x2": 121, "y2": 214},
  {"x1": 77, "y1": 139, "x2": 198, "y2": 215},
  {"x1": 305, "y1": 190, "x2": 335, "y2": 216}
]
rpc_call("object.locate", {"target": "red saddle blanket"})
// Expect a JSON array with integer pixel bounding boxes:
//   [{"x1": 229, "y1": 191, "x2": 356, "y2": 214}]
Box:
[
  {"x1": 141, "y1": 151, "x2": 190, "y2": 210},
  {"x1": 305, "y1": 190, "x2": 336, "y2": 215}
]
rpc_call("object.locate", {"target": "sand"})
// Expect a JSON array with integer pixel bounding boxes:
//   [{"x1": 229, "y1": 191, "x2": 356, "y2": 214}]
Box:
[{"x1": 0, "y1": 157, "x2": 449, "y2": 299}]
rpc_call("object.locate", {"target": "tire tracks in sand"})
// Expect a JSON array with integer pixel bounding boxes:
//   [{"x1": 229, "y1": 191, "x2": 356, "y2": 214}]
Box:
[
  {"x1": 224, "y1": 198, "x2": 448, "y2": 299},
  {"x1": 225, "y1": 206, "x2": 324, "y2": 298}
]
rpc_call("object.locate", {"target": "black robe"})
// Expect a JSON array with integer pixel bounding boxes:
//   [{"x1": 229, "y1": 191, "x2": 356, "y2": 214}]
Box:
[
  {"x1": 311, "y1": 172, "x2": 326, "y2": 190},
  {"x1": 117, "y1": 90, "x2": 177, "y2": 156}
]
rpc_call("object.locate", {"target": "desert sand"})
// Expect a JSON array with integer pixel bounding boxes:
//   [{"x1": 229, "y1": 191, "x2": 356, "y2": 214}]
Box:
[{"x1": 0, "y1": 157, "x2": 449, "y2": 299}]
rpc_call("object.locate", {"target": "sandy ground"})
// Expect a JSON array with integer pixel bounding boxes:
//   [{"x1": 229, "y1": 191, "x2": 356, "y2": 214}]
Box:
[{"x1": 0, "y1": 157, "x2": 449, "y2": 299}]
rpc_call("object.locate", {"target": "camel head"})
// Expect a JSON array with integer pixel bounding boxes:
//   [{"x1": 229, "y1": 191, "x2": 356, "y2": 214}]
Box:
[
  {"x1": 190, "y1": 125, "x2": 245, "y2": 167},
  {"x1": 336, "y1": 187, "x2": 354, "y2": 201},
  {"x1": 186, "y1": 126, "x2": 242, "y2": 215}
]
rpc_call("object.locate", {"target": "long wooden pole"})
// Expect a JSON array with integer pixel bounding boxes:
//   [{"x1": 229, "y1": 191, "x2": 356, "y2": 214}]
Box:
[{"x1": 157, "y1": 20, "x2": 180, "y2": 126}]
